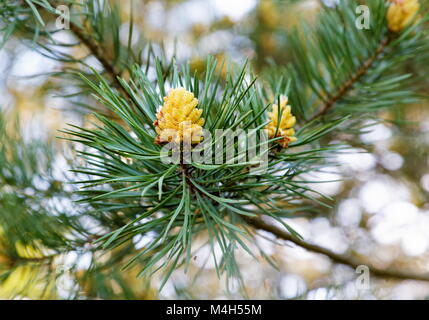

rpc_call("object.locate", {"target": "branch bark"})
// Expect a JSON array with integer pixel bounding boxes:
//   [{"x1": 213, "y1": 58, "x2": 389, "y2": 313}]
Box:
[
  {"x1": 68, "y1": 23, "x2": 133, "y2": 101},
  {"x1": 44, "y1": 0, "x2": 132, "y2": 100},
  {"x1": 245, "y1": 216, "x2": 429, "y2": 282},
  {"x1": 309, "y1": 35, "x2": 392, "y2": 121}
]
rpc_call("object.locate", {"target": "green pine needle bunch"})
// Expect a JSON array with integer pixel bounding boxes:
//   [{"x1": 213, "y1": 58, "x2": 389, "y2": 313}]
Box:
[{"x1": 62, "y1": 58, "x2": 344, "y2": 287}]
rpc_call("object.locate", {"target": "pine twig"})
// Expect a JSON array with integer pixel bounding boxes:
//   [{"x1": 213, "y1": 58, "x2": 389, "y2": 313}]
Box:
[
  {"x1": 41, "y1": 0, "x2": 132, "y2": 100},
  {"x1": 245, "y1": 216, "x2": 429, "y2": 282},
  {"x1": 310, "y1": 35, "x2": 392, "y2": 121},
  {"x1": 68, "y1": 24, "x2": 120, "y2": 84},
  {"x1": 68, "y1": 24, "x2": 133, "y2": 100}
]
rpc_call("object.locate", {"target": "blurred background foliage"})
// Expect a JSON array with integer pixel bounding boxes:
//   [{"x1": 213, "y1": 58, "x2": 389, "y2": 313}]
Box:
[{"x1": 1, "y1": 0, "x2": 429, "y2": 299}]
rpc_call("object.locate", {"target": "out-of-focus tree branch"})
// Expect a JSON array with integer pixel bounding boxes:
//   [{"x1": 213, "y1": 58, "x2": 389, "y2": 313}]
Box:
[
  {"x1": 42, "y1": 0, "x2": 132, "y2": 99},
  {"x1": 68, "y1": 23, "x2": 124, "y2": 88},
  {"x1": 246, "y1": 216, "x2": 429, "y2": 282}
]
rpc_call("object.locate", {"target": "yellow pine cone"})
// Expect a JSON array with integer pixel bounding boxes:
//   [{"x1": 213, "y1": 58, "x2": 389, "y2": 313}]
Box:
[
  {"x1": 154, "y1": 88, "x2": 205, "y2": 144},
  {"x1": 266, "y1": 96, "x2": 297, "y2": 148},
  {"x1": 387, "y1": 0, "x2": 420, "y2": 33}
]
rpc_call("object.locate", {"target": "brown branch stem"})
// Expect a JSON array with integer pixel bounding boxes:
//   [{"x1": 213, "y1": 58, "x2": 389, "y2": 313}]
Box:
[
  {"x1": 41, "y1": 0, "x2": 132, "y2": 100},
  {"x1": 309, "y1": 36, "x2": 392, "y2": 121},
  {"x1": 68, "y1": 24, "x2": 133, "y2": 101},
  {"x1": 245, "y1": 216, "x2": 429, "y2": 282}
]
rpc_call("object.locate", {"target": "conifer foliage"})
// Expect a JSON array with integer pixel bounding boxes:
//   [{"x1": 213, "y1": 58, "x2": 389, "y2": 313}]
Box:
[{"x1": 0, "y1": 0, "x2": 428, "y2": 298}]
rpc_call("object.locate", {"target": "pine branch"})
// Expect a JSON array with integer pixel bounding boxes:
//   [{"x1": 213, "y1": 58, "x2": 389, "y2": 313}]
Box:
[
  {"x1": 65, "y1": 14, "x2": 132, "y2": 100},
  {"x1": 68, "y1": 23, "x2": 124, "y2": 90},
  {"x1": 309, "y1": 35, "x2": 392, "y2": 121},
  {"x1": 245, "y1": 216, "x2": 429, "y2": 282},
  {"x1": 31, "y1": 0, "x2": 133, "y2": 100},
  {"x1": 9, "y1": 255, "x2": 56, "y2": 267},
  {"x1": 8, "y1": 0, "x2": 428, "y2": 294}
]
